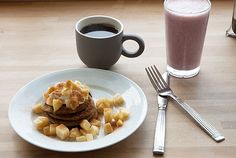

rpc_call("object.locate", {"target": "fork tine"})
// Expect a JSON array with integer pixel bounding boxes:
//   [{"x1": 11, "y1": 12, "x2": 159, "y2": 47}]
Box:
[
  {"x1": 145, "y1": 68, "x2": 160, "y2": 92},
  {"x1": 147, "y1": 67, "x2": 162, "y2": 90},
  {"x1": 150, "y1": 66, "x2": 165, "y2": 89},
  {"x1": 148, "y1": 67, "x2": 161, "y2": 90},
  {"x1": 154, "y1": 65, "x2": 168, "y2": 88}
]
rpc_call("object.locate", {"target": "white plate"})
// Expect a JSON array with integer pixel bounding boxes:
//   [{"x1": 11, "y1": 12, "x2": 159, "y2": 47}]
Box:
[{"x1": 8, "y1": 68, "x2": 147, "y2": 152}]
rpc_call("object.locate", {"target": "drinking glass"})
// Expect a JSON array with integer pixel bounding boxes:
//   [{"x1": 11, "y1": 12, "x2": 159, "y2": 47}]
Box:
[
  {"x1": 226, "y1": 0, "x2": 236, "y2": 38},
  {"x1": 165, "y1": 0, "x2": 211, "y2": 78}
]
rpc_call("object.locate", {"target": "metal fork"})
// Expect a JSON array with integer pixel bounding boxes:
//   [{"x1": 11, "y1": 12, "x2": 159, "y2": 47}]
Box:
[
  {"x1": 153, "y1": 72, "x2": 169, "y2": 155},
  {"x1": 145, "y1": 65, "x2": 225, "y2": 142}
]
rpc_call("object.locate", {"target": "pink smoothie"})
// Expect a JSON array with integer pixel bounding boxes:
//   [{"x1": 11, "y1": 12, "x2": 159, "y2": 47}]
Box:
[{"x1": 165, "y1": 0, "x2": 211, "y2": 71}]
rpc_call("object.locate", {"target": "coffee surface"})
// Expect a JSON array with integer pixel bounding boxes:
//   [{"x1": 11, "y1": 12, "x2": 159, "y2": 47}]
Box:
[{"x1": 80, "y1": 24, "x2": 118, "y2": 38}]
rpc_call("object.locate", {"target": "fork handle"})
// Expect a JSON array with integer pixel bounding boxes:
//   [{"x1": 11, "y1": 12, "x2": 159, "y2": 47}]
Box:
[
  {"x1": 170, "y1": 93, "x2": 225, "y2": 142},
  {"x1": 153, "y1": 109, "x2": 166, "y2": 155}
]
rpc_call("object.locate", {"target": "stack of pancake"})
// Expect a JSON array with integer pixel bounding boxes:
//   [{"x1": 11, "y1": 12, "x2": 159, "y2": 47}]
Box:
[{"x1": 42, "y1": 95, "x2": 98, "y2": 128}]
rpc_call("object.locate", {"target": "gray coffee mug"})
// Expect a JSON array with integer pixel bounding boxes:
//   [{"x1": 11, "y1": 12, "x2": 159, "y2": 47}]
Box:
[{"x1": 75, "y1": 15, "x2": 145, "y2": 69}]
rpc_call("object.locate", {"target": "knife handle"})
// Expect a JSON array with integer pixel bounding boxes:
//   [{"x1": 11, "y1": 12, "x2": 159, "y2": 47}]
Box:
[
  {"x1": 153, "y1": 109, "x2": 166, "y2": 155},
  {"x1": 170, "y1": 93, "x2": 225, "y2": 142}
]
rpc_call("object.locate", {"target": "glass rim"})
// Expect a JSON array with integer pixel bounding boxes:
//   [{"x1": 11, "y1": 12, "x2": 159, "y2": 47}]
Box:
[{"x1": 164, "y1": 0, "x2": 211, "y2": 15}]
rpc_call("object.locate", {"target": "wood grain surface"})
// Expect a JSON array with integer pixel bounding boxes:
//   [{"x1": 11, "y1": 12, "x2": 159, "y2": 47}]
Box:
[{"x1": 0, "y1": 0, "x2": 236, "y2": 157}]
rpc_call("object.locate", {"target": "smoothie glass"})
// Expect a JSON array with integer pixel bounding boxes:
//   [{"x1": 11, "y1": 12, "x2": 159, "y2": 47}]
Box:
[
  {"x1": 164, "y1": 0, "x2": 211, "y2": 78},
  {"x1": 226, "y1": 0, "x2": 236, "y2": 38}
]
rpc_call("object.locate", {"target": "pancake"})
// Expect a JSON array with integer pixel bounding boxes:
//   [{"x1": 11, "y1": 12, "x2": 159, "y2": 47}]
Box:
[
  {"x1": 42, "y1": 94, "x2": 98, "y2": 127},
  {"x1": 41, "y1": 95, "x2": 93, "y2": 115},
  {"x1": 48, "y1": 103, "x2": 97, "y2": 121},
  {"x1": 46, "y1": 109, "x2": 98, "y2": 127},
  {"x1": 42, "y1": 103, "x2": 87, "y2": 115}
]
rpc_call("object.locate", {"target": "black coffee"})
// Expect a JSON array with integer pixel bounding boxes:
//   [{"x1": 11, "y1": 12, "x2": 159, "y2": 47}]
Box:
[{"x1": 80, "y1": 24, "x2": 118, "y2": 38}]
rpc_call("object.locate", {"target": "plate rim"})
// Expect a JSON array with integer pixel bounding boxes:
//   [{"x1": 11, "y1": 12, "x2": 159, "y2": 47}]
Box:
[{"x1": 8, "y1": 68, "x2": 147, "y2": 152}]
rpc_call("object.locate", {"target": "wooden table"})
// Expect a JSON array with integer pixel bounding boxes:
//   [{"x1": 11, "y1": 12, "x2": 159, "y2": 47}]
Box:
[{"x1": 1, "y1": 0, "x2": 236, "y2": 157}]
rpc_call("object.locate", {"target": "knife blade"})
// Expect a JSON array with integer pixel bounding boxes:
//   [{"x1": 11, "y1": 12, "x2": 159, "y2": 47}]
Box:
[{"x1": 153, "y1": 72, "x2": 169, "y2": 155}]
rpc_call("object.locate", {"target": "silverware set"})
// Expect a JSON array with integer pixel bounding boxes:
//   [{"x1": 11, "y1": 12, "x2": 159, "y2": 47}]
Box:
[{"x1": 145, "y1": 65, "x2": 225, "y2": 155}]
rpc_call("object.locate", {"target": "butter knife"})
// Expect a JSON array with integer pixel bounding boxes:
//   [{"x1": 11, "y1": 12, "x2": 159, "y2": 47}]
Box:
[{"x1": 153, "y1": 72, "x2": 169, "y2": 155}]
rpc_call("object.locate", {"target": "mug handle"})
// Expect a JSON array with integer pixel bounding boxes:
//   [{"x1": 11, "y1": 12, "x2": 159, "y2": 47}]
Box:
[{"x1": 121, "y1": 34, "x2": 145, "y2": 58}]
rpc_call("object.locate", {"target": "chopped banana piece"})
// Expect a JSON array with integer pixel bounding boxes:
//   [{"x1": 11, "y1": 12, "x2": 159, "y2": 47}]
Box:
[
  {"x1": 80, "y1": 119, "x2": 91, "y2": 131},
  {"x1": 47, "y1": 86, "x2": 56, "y2": 94},
  {"x1": 71, "y1": 81, "x2": 79, "y2": 90},
  {"x1": 104, "y1": 123, "x2": 113, "y2": 134},
  {"x1": 34, "y1": 116, "x2": 49, "y2": 130},
  {"x1": 32, "y1": 103, "x2": 43, "y2": 114},
  {"x1": 69, "y1": 128, "x2": 81, "y2": 140},
  {"x1": 52, "y1": 99, "x2": 63, "y2": 112},
  {"x1": 112, "y1": 94, "x2": 125, "y2": 106},
  {"x1": 80, "y1": 129, "x2": 87, "y2": 136},
  {"x1": 116, "y1": 119, "x2": 124, "y2": 127},
  {"x1": 56, "y1": 124, "x2": 69, "y2": 140},
  {"x1": 43, "y1": 126, "x2": 51, "y2": 136},
  {"x1": 49, "y1": 124, "x2": 58, "y2": 136},
  {"x1": 104, "y1": 108, "x2": 113, "y2": 123},
  {"x1": 61, "y1": 89, "x2": 71, "y2": 97},
  {"x1": 96, "y1": 105, "x2": 104, "y2": 114},
  {"x1": 90, "y1": 125, "x2": 99, "y2": 136},
  {"x1": 119, "y1": 107, "x2": 129, "y2": 121},
  {"x1": 96, "y1": 98, "x2": 111, "y2": 113},
  {"x1": 65, "y1": 80, "x2": 73, "y2": 89},
  {"x1": 76, "y1": 136, "x2": 87, "y2": 142},
  {"x1": 81, "y1": 86, "x2": 90, "y2": 99},
  {"x1": 86, "y1": 134, "x2": 93, "y2": 141},
  {"x1": 113, "y1": 113, "x2": 120, "y2": 122},
  {"x1": 43, "y1": 92, "x2": 49, "y2": 100},
  {"x1": 90, "y1": 119, "x2": 101, "y2": 127},
  {"x1": 46, "y1": 97, "x2": 53, "y2": 106}
]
